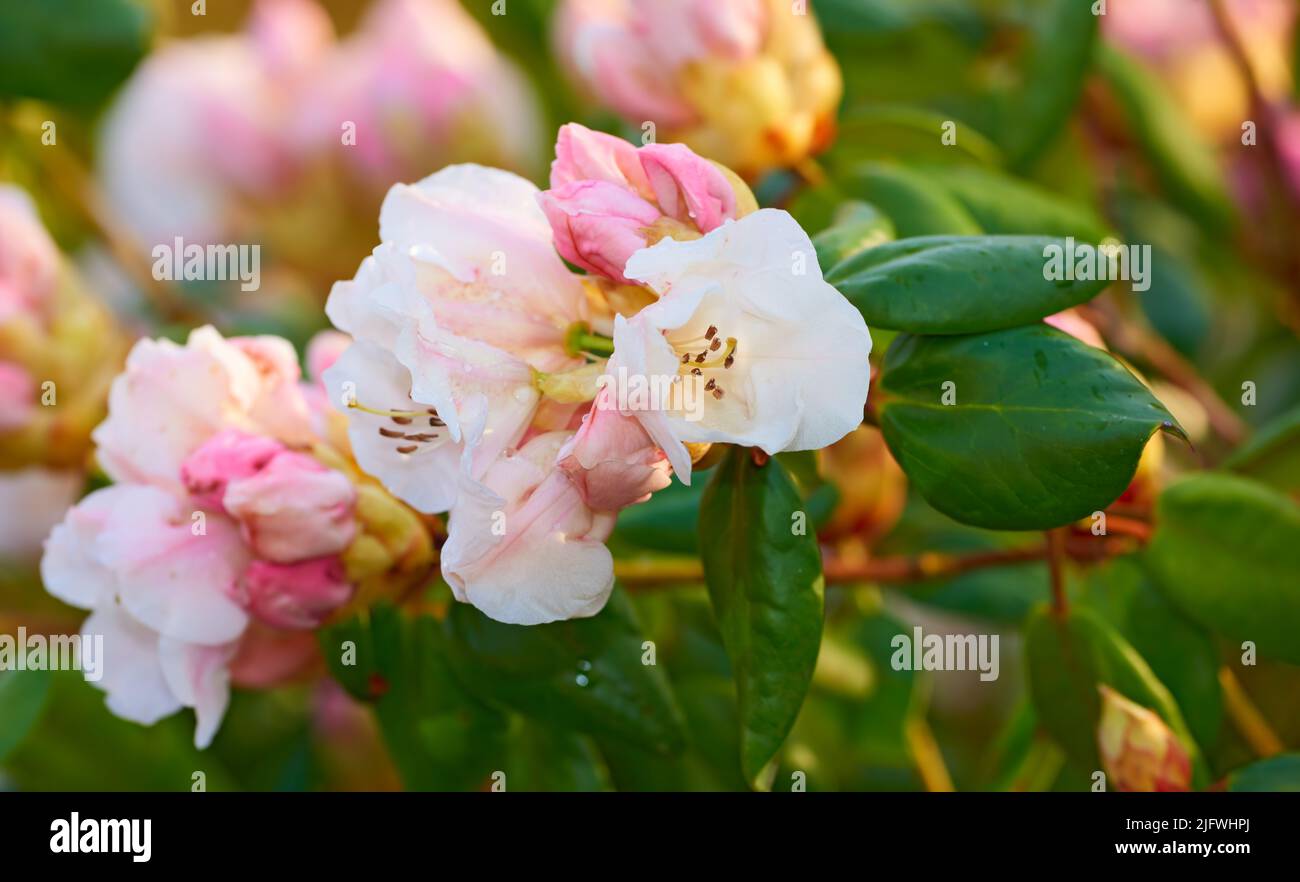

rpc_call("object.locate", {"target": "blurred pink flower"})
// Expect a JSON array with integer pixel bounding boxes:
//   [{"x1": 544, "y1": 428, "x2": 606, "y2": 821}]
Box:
[
  {"x1": 42, "y1": 327, "x2": 359, "y2": 747},
  {"x1": 539, "y1": 123, "x2": 742, "y2": 283},
  {"x1": 0, "y1": 186, "x2": 59, "y2": 323},
  {"x1": 553, "y1": 0, "x2": 841, "y2": 175}
]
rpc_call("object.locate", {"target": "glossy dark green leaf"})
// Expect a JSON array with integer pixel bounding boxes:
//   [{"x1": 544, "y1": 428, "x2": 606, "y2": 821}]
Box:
[
  {"x1": 919, "y1": 165, "x2": 1112, "y2": 241},
  {"x1": 442, "y1": 589, "x2": 686, "y2": 755},
  {"x1": 1025, "y1": 606, "x2": 1204, "y2": 783},
  {"x1": 878, "y1": 325, "x2": 1182, "y2": 529},
  {"x1": 828, "y1": 234, "x2": 1109, "y2": 334},
  {"x1": 830, "y1": 105, "x2": 1003, "y2": 167},
  {"x1": 1228, "y1": 754, "x2": 1300, "y2": 792},
  {"x1": 1075, "y1": 555, "x2": 1222, "y2": 749},
  {"x1": 0, "y1": 0, "x2": 153, "y2": 107},
  {"x1": 699, "y1": 448, "x2": 825, "y2": 786},
  {"x1": 321, "y1": 605, "x2": 507, "y2": 791},
  {"x1": 1222, "y1": 403, "x2": 1300, "y2": 491},
  {"x1": 840, "y1": 163, "x2": 983, "y2": 238},
  {"x1": 1097, "y1": 46, "x2": 1235, "y2": 232},
  {"x1": 500, "y1": 717, "x2": 613, "y2": 791},
  {"x1": 1147, "y1": 474, "x2": 1300, "y2": 665}
]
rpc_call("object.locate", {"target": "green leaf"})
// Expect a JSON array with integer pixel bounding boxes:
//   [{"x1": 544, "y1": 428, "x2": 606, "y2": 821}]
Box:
[
  {"x1": 1222, "y1": 403, "x2": 1300, "y2": 491},
  {"x1": 1147, "y1": 473, "x2": 1300, "y2": 665},
  {"x1": 827, "y1": 234, "x2": 1108, "y2": 334},
  {"x1": 699, "y1": 448, "x2": 825, "y2": 786},
  {"x1": 1229, "y1": 754, "x2": 1300, "y2": 791},
  {"x1": 998, "y1": 0, "x2": 1098, "y2": 168},
  {"x1": 830, "y1": 105, "x2": 1003, "y2": 168},
  {"x1": 878, "y1": 324, "x2": 1181, "y2": 529},
  {"x1": 811, "y1": 201, "x2": 895, "y2": 269},
  {"x1": 442, "y1": 589, "x2": 686, "y2": 755},
  {"x1": 0, "y1": 669, "x2": 52, "y2": 761},
  {"x1": 1025, "y1": 606, "x2": 1204, "y2": 784},
  {"x1": 321, "y1": 605, "x2": 507, "y2": 791},
  {"x1": 500, "y1": 717, "x2": 613, "y2": 791},
  {"x1": 919, "y1": 165, "x2": 1112, "y2": 241},
  {"x1": 1097, "y1": 46, "x2": 1235, "y2": 232},
  {"x1": 1075, "y1": 555, "x2": 1222, "y2": 749},
  {"x1": 0, "y1": 0, "x2": 153, "y2": 107},
  {"x1": 840, "y1": 163, "x2": 983, "y2": 238}
]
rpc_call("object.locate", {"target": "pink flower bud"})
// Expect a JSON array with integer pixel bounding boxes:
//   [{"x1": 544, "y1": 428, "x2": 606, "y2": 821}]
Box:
[
  {"x1": 1097, "y1": 685, "x2": 1193, "y2": 792},
  {"x1": 539, "y1": 123, "x2": 741, "y2": 282},
  {"x1": 180, "y1": 429, "x2": 286, "y2": 511},
  {"x1": 223, "y1": 450, "x2": 357, "y2": 564},
  {"x1": 237, "y1": 556, "x2": 353, "y2": 630},
  {"x1": 0, "y1": 186, "x2": 59, "y2": 323},
  {"x1": 559, "y1": 386, "x2": 672, "y2": 511}
]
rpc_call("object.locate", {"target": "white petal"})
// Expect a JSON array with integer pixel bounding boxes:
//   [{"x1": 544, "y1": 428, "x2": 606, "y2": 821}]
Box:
[
  {"x1": 84, "y1": 604, "x2": 181, "y2": 727},
  {"x1": 159, "y1": 637, "x2": 236, "y2": 749}
]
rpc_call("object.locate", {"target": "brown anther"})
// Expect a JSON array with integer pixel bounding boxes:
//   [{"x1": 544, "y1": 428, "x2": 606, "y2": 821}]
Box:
[
  {"x1": 429, "y1": 417, "x2": 444, "y2": 427},
  {"x1": 378, "y1": 427, "x2": 404, "y2": 438},
  {"x1": 724, "y1": 354, "x2": 735, "y2": 369},
  {"x1": 705, "y1": 325, "x2": 717, "y2": 340},
  {"x1": 406, "y1": 433, "x2": 438, "y2": 442},
  {"x1": 694, "y1": 352, "x2": 706, "y2": 363},
  {"x1": 705, "y1": 378, "x2": 716, "y2": 391},
  {"x1": 691, "y1": 367, "x2": 703, "y2": 376},
  {"x1": 712, "y1": 388, "x2": 725, "y2": 399},
  {"x1": 391, "y1": 416, "x2": 413, "y2": 425},
  {"x1": 709, "y1": 338, "x2": 721, "y2": 351},
  {"x1": 681, "y1": 353, "x2": 690, "y2": 364},
  {"x1": 396, "y1": 444, "x2": 418, "y2": 454}
]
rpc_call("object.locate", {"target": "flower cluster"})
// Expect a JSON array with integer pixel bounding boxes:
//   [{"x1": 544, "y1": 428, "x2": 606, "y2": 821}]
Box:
[
  {"x1": 40, "y1": 327, "x2": 432, "y2": 746},
  {"x1": 324, "y1": 124, "x2": 871, "y2": 625},
  {"x1": 100, "y1": 0, "x2": 541, "y2": 251},
  {"x1": 554, "y1": 0, "x2": 842, "y2": 176}
]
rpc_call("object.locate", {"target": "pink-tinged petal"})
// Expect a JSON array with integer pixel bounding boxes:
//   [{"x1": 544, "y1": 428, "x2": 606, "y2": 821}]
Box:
[
  {"x1": 95, "y1": 485, "x2": 250, "y2": 645},
  {"x1": 180, "y1": 429, "x2": 286, "y2": 511},
  {"x1": 441, "y1": 432, "x2": 616, "y2": 625},
  {"x1": 159, "y1": 637, "x2": 238, "y2": 749},
  {"x1": 551, "y1": 123, "x2": 654, "y2": 197},
  {"x1": 305, "y1": 330, "x2": 351, "y2": 383},
  {"x1": 558, "y1": 386, "x2": 672, "y2": 510},
  {"x1": 1045, "y1": 309, "x2": 1107, "y2": 349},
  {"x1": 227, "y1": 334, "x2": 316, "y2": 446},
  {"x1": 0, "y1": 360, "x2": 36, "y2": 432},
  {"x1": 229, "y1": 625, "x2": 321, "y2": 688},
  {"x1": 248, "y1": 0, "x2": 335, "y2": 79},
  {"x1": 631, "y1": 0, "x2": 766, "y2": 68},
  {"x1": 235, "y1": 556, "x2": 353, "y2": 630},
  {"x1": 83, "y1": 603, "x2": 181, "y2": 726},
  {"x1": 0, "y1": 185, "x2": 60, "y2": 320},
  {"x1": 40, "y1": 484, "x2": 148, "y2": 609},
  {"x1": 639, "y1": 142, "x2": 737, "y2": 231},
  {"x1": 223, "y1": 451, "x2": 356, "y2": 563},
  {"x1": 539, "y1": 180, "x2": 661, "y2": 282}
]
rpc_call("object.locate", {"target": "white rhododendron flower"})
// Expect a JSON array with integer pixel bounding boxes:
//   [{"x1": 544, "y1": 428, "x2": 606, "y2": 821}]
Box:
[
  {"x1": 608, "y1": 208, "x2": 872, "y2": 481},
  {"x1": 323, "y1": 164, "x2": 589, "y2": 514}
]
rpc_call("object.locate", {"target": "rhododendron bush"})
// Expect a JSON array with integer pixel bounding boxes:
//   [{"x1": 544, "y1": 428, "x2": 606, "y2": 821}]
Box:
[{"x1": 1, "y1": 0, "x2": 1299, "y2": 796}]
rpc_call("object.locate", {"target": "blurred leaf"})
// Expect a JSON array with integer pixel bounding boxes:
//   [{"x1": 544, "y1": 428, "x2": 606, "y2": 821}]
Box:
[
  {"x1": 443, "y1": 589, "x2": 686, "y2": 755},
  {"x1": 609, "y1": 477, "x2": 704, "y2": 555},
  {"x1": 1074, "y1": 555, "x2": 1222, "y2": 749},
  {"x1": 1222, "y1": 403, "x2": 1300, "y2": 491},
  {"x1": 918, "y1": 165, "x2": 1111, "y2": 241},
  {"x1": 827, "y1": 235, "x2": 1108, "y2": 334},
  {"x1": 839, "y1": 163, "x2": 983, "y2": 237},
  {"x1": 830, "y1": 105, "x2": 1003, "y2": 167},
  {"x1": 501, "y1": 717, "x2": 613, "y2": 792},
  {"x1": 321, "y1": 605, "x2": 507, "y2": 791},
  {"x1": 1097, "y1": 46, "x2": 1235, "y2": 232},
  {"x1": 700, "y1": 448, "x2": 825, "y2": 786},
  {"x1": 0, "y1": 670, "x2": 52, "y2": 761},
  {"x1": 878, "y1": 324, "x2": 1181, "y2": 529},
  {"x1": 1228, "y1": 754, "x2": 1300, "y2": 791},
  {"x1": 3, "y1": 670, "x2": 238, "y2": 791},
  {"x1": 998, "y1": 0, "x2": 1098, "y2": 168},
  {"x1": 0, "y1": 0, "x2": 153, "y2": 107},
  {"x1": 812, "y1": 201, "x2": 895, "y2": 269},
  {"x1": 1147, "y1": 474, "x2": 1300, "y2": 665},
  {"x1": 1025, "y1": 606, "x2": 1205, "y2": 784}
]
